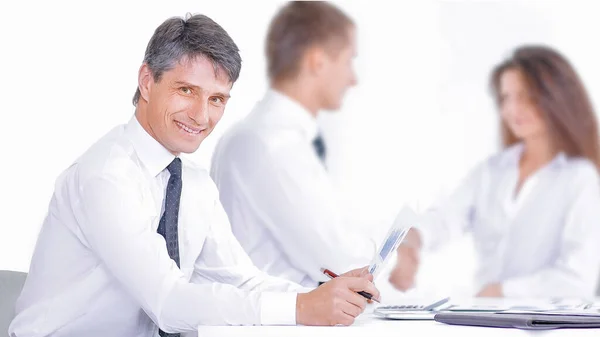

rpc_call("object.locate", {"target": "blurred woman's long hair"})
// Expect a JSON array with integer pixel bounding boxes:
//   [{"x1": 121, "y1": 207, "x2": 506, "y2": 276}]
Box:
[{"x1": 490, "y1": 45, "x2": 600, "y2": 170}]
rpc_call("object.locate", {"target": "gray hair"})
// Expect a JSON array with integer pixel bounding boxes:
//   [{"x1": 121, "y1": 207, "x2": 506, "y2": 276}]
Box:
[{"x1": 132, "y1": 14, "x2": 242, "y2": 106}]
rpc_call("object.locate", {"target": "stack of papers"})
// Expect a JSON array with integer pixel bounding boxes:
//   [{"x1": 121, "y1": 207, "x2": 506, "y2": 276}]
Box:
[
  {"x1": 442, "y1": 297, "x2": 597, "y2": 312},
  {"x1": 502, "y1": 309, "x2": 600, "y2": 317},
  {"x1": 374, "y1": 297, "x2": 600, "y2": 321}
]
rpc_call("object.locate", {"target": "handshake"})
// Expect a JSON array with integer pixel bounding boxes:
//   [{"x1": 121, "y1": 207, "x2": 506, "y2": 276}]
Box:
[
  {"x1": 387, "y1": 228, "x2": 503, "y2": 297},
  {"x1": 388, "y1": 228, "x2": 422, "y2": 292},
  {"x1": 296, "y1": 267, "x2": 381, "y2": 326}
]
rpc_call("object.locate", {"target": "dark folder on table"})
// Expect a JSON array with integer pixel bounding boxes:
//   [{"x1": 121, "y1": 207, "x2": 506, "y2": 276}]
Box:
[{"x1": 434, "y1": 311, "x2": 600, "y2": 330}]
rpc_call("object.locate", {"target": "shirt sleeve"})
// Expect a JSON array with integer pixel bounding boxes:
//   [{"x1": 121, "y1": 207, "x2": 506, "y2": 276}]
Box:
[
  {"x1": 75, "y1": 172, "x2": 308, "y2": 335},
  {"x1": 227, "y1": 139, "x2": 380, "y2": 283},
  {"x1": 161, "y1": 199, "x2": 310, "y2": 329},
  {"x1": 502, "y1": 164, "x2": 600, "y2": 298}
]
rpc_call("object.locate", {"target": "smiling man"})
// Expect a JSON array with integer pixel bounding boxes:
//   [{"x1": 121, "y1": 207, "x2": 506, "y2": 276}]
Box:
[{"x1": 8, "y1": 14, "x2": 379, "y2": 337}]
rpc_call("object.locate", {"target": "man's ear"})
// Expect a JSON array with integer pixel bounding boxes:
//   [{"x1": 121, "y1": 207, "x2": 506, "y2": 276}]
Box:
[
  {"x1": 304, "y1": 46, "x2": 326, "y2": 77},
  {"x1": 138, "y1": 63, "x2": 153, "y2": 103}
]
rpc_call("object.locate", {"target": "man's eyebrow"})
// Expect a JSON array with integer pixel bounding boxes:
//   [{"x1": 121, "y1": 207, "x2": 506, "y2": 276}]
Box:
[
  {"x1": 174, "y1": 81, "x2": 231, "y2": 98},
  {"x1": 214, "y1": 91, "x2": 231, "y2": 99},
  {"x1": 174, "y1": 81, "x2": 201, "y2": 90}
]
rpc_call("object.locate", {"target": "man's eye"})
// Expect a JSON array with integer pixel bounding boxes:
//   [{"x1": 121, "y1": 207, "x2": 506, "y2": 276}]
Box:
[
  {"x1": 210, "y1": 96, "x2": 224, "y2": 104},
  {"x1": 180, "y1": 87, "x2": 192, "y2": 95}
]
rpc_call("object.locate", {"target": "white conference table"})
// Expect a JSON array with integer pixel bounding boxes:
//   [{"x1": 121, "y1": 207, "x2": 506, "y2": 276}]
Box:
[
  {"x1": 195, "y1": 294, "x2": 600, "y2": 337},
  {"x1": 196, "y1": 312, "x2": 600, "y2": 337}
]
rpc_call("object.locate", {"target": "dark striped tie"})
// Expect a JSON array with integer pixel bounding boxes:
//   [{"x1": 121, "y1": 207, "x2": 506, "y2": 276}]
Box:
[{"x1": 156, "y1": 158, "x2": 182, "y2": 337}]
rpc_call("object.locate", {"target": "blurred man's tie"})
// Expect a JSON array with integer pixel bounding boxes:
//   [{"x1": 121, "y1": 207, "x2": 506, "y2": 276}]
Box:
[{"x1": 312, "y1": 133, "x2": 327, "y2": 164}]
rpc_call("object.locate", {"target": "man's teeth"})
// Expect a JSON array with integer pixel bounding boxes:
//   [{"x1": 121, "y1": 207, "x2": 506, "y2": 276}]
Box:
[{"x1": 177, "y1": 122, "x2": 200, "y2": 134}]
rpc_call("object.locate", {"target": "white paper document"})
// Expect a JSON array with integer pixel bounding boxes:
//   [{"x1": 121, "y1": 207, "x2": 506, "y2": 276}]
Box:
[{"x1": 368, "y1": 205, "x2": 416, "y2": 279}]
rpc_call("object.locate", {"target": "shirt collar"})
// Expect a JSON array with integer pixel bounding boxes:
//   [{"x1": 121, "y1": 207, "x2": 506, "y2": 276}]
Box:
[
  {"x1": 125, "y1": 115, "x2": 176, "y2": 177},
  {"x1": 259, "y1": 89, "x2": 319, "y2": 141},
  {"x1": 553, "y1": 151, "x2": 567, "y2": 167},
  {"x1": 504, "y1": 142, "x2": 567, "y2": 169}
]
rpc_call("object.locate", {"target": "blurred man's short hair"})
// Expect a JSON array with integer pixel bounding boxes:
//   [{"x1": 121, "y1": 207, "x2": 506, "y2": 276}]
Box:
[{"x1": 266, "y1": 1, "x2": 354, "y2": 82}]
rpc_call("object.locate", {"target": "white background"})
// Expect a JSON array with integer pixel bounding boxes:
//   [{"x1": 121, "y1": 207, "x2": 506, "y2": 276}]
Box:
[{"x1": 1, "y1": 0, "x2": 599, "y2": 297}]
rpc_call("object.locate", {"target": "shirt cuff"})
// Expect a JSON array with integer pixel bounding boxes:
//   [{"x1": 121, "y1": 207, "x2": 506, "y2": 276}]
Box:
[{"x1": 259, "y1": 292, "x2": 298, "y2": 325}]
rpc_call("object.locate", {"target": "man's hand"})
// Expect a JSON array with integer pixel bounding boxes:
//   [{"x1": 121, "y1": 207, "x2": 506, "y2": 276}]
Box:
[
  {"x1": 340, "y1": 266, "x2": 377, "y2": 303},
  {"x1": 388, "y1": 228, "x2": 421, "y2": 291},
  {"x1": 340, "y1": 266, "x2": 371, "y2": 279},
  {"x1": 476, "y1": 283, "x2": 503, "y2": 297},
  {"x1": 296, "y1": 272, "x2": 380, "y2": 326}
]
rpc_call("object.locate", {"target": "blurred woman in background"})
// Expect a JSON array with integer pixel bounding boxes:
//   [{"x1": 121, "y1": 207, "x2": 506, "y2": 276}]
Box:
[{"x1": 389, "y1": 45, "x2": 600, "y2": 298}]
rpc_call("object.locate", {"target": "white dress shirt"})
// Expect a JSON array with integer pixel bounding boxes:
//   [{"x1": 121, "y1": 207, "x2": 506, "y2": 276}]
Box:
[
  {"x1": 9, "y1": 116, "x2": 306, "y2": 337},
  {"x1": 415, "y1": 144, "x2": 600, "y2": 298},
  {"x1": 210, "y1": 90, "x2": 381, "y2": 287}
]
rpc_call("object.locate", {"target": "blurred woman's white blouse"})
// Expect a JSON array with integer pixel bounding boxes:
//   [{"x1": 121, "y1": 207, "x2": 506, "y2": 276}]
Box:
[{"x1": 416, "y1": 144, "x2": 600, "y2": 297}]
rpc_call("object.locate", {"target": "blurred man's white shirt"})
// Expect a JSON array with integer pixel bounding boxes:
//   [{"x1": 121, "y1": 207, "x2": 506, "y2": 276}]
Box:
[{"x1": 211, "y1": 89, "x2": 386, "y2": 287}]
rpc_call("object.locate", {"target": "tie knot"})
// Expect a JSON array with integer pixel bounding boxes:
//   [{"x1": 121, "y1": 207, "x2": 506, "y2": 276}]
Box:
[{"x1": 167, "y1": 158, "x2": 182, "y2": 177}]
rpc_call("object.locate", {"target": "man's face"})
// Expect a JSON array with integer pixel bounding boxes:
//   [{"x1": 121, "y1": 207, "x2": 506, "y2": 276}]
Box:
[
  {"x1": 139, "y1": 56, "x2": 232, "y2": 155},
  {"x1": 317, "y1": 27, "x2": 358, "y2": 111}
]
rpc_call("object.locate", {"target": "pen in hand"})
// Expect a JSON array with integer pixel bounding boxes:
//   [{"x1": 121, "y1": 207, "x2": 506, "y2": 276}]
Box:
[{"x1": 321, "y1": 268, "x2": 380, "y2": 303}]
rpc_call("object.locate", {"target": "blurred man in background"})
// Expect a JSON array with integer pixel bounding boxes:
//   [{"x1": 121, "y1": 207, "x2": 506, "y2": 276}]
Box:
[{"x1": 211, "y1": 1, "x2": 387, "y2": 286}]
